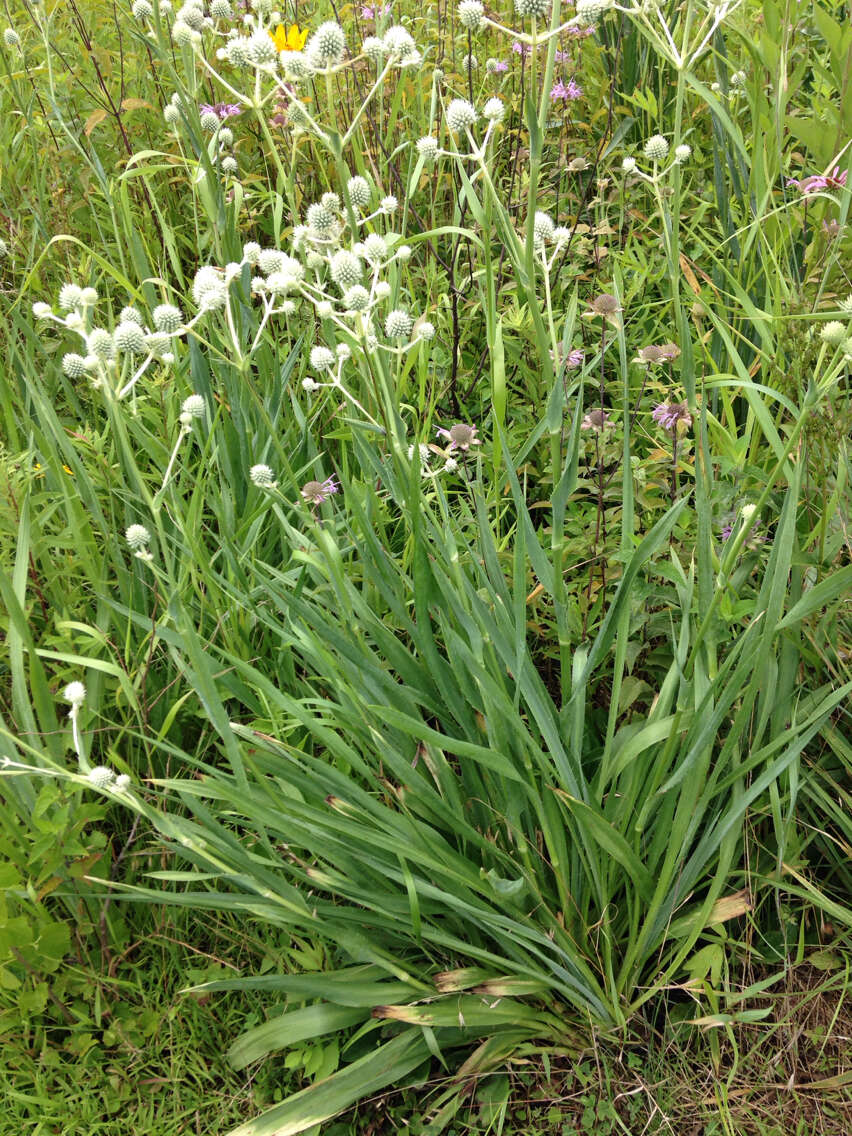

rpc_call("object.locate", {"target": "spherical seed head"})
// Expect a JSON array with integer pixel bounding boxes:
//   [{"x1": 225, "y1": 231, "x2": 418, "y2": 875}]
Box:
[
  {"x1": 463, "y1": 54, "x2": 478, "y2": 72},
  {"x1": 417, "y1": 320, "x2": 435, "y2": 340},
  {"x1": 458, "y1": 0, "x2": 485, "y2": 30},
  {"x1": 674, "y1": 143, "x2": 691, "y2": 163},
  {"x1": 88, "y1": 766, "x2": 115, "y2": 788},
  {"x1": 416, "y1": 135, "x2": 439, "y2": 160},
  {"x1": 172, "y1": 21, "x2": 195, "y2": 47},
  {"x1": 380, "y1": 195, "x2": 398, "y2": 215},
  {"x1": 120, "y1": 305, "x2": 143, "y2": 325},
  {"x1": 343, "y1": 284, "x2": 370, "y2": 311},
  {"x1": 514, "y1": 0, "x2": 550, "y2": 18},
  {"x1": 224, "y1": 36, "x2": 250, "y2": 65},
  {"x1": 533, "y1": 211, "x2": 555, "y2": 245},
  {"x1": 321, "y1": 192, "x2": 341, "y2": 213},
  {"x1": 87, "y1": 329, "x2": 115, "y2": 360},
  {"x1": 4, "y1": 27, "x2": 21, "y2": 47},
  {"x1": 362, "y1": 35, "x2": 386, "y2": 63},
  {"x1": 258, "y1": 249, "x2": 285, "y2": 275},
  {"x1": 374, "y1": 280, "x2": 392, "y2": 300},
  {"x1": 220, "y1": 155, "x2": 238, "y2": 175},
  {"x1": 622, "y1": 156, "x2": 637, "y2": 173},
  {"x1": 200, "y1": 109, "x2": 220, "y2": 131},
  {"x1": 730, "y1": 69, "x2": 747, "y2": 88},
  {"x1": 64, "y1": 681, "x2": 86, "y2": 705},
  {"x1": 307, "y1": 21, "x2": 346, "y2": 66},
  {"x1": 575, "y1": 0, "x2": 613, "y2": 23},
  {"x1": 181, "y1": 394, "x2": 205, "y2": 419},
  {"x1": 62, "y1": 352, "x2": 89, "y2": 379},
  {"x1": 218, "y1": 126, "x2": 234, "y2": 148},
  {"x1": 243, "y1": 241, "x2": 261, "y2": 265},
  {"x1": 132, "y1": 0, "x2": 154, "y2": 19},
  {"x1": 114, "y1": 321, "x2": 147, "y2": 354},
  {"x1": 385, "y1": 309, "x2": 413, "y2": 339},
  {"x1": 250, "y1": 463, "x2": 276, "y2": 487},
  {"x1": 32, "y1": 302, "x2": 52, "y2": 319},
  {"x1": 590, "y1": 292, "x2": 620, "y2": 315},
  {"x1": 153, "y1": 303, "x2": 183, "y2": 333},
  {"x1": 247, "y1": 28, "x2": 277, "y2": 65},
  {"x1": 335, "y1": 343, "x2": 351, "y2": 361},
  {"x1": 482, "y1": 97, "x2": 505, "y2": 123},
  {"x1": 446, "y1": 98, "x2": 477, "y2": 133},
  {"x1": 210, "y1": 0, "x2": 232, "y2": 18},
  {"x1": 306, "y1": 201, "x2": 336, "y2": 235},
  {"x1": 114, "y1": 773, "x2": 132, "y2": 790},
  {"x1": 644, "y1": 134, "x2": 669, "y2": 162},
  {"x1": 310, "y1": 345, "x2": 336, "y2": 370},
  {"x1": 164, "y1": 104, "x2": 181, "y2": 125},
  {"x1": 192, "y1": 266, "x2": 228, "y2": 310},
  {"x1": 383, "y1": 26, "x2": 417, "y2": 61},
  {"x1": 59, "y1": 283, "x2": 84, "y2": 311},
  {"x1": 146, "y1": 333, "x2": 174, "y2": 357},
  {"x1": 820, "y1": 320, "x2": 847, "y2": 345},
  {"x1": 282, "y1": 51, "x2": 313, "y2": 80},
  {"x1": 363, "y1": 233, "x2": 389, "y2": 263},
  {"x1": 347, "y1": 175, "x2": 371, "y2": 209},
  {"x1": 125, "y1": 524, "x2": 151, "y2": 550},
  {"x1": 330, "y1": 250, "x2": 363, "y2": 288}
]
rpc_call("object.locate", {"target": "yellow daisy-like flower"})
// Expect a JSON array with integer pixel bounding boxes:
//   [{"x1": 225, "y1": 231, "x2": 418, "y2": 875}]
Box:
[{"x1": 269, "y1": 23, "x2": 308, "y2": 52}]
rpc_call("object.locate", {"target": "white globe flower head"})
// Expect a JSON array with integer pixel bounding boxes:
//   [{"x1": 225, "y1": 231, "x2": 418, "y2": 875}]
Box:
[
  {"x1": 310, "y1": 345, "x2": 336, "y2": 370},
  {"x1": 622, "y1": 156, "x2": 638, "y2": 173},
  {"x1": 281, "y1": 300, "x2": 297, "y2": 316},
  {"x1": 396, "y1": 245, "x2": 412, "y2": 261},
  {"x1": 192, "y1": 266, "x2": 229, "y2": 311},
  {"x1": 247, "y1": 28, "x2": 277, "y2": 66},
  {"x1": 249, "y1": 463, "x2": 277, "y2": 488},
  {"x1": 330, "y1": 250, "x2": 363, "y2": 287},
  {"x1": 306, "y1": 201, "x2": 336, "y2": 236},
  {"x1": 125, "y1": 524, "x2": 152, "y2": 551},
  {"x1": 62, "y1": 353, "x2": 89, "y2": 379},
  {"x1": 374, "y1": 281, "x2": 392, "y2": 300},
  {"x1": 820, "y1": 320, "x2": 847, "y2": 345},
  {"x1": 164, "y1": 104, "x2": 181, "y2": 126},
  {"x1": 575, "y1": 0, "x2": 613, "y2": 23},
  {"x1": 385, "y1": 309, "x2": 413, "y2": 340},
  {"x1": 417, "y1": 320, "x2": 436, "y2": 340},
  {"x1": 220, "y1": 155, "x2": 238, "y2": 175},
  {"x1": 4, "y1": 27, "x2": 21, "y2": 48},
  {"x1": 416, "y1": 136, "x2": 439, "y2": 161},
  {"x1": 643, "y1": 134, "x2": 669, "y2": 162},
  {"x1": 515, "y1": 0, "x2": 550, "y2": 17},
  {"x1": 120, "y1": 305, "x2": 143, "y2": 325},
  {"x1": 87, "y1": 329, "x2": 115, "y2": 361},
  {"x1": 302, "y1": 376, "x2": 320, "y2": 392},
  {"x1": 363, "y1": 233, "x2": 389, "y2": 264},
  {"x1": 132, "y1": 0, "x2": 154, "y2": 19},
  {"x1": 32, "y1": 302, "x2": 52, "y2": 319},
  {"x1": 88, "y1": 766, "x2": 116, "y2": 789},
  {"x1": 181, "y1": 394, "x2": 205, "y2": 419},
  {"x1": 674, "y1": 143, "x2": 691, "y2": 164},
  {"x1": 446, "y1": 99, "x2": 477, "y2": 133},
  {"x1": 243, "y1": 241, "x2": 261, "y2": 265},
  {"x1": 458, "y1": 0, "x2": 485, "y2": 30},
  {"x1": 153, "y1": 303, "x2": 184, "y2": 333},
  {"x1": 114, "y1": 773, "x2": 132, "y2": 791},
  {"x1": 64, "y1": 312, "x2": 85, "y2": 331},
  {"x1": 463, "y1": 54, "x2": 478, "y2": 72},
  {"x1": 59, "y1": 283, "x2": 85, "y2": 312},
  {"x1": 347, "y1": 175, "x2": 371, "y2": 209},
  {"x1": 258, "y1": 249, "x2": 285, "y2": 275},
  {"x1": 362, "y1": 35, "x2": 386, "y2": 63},
  {"x1": 210, "y1": 0, "x2": 232, "y2": 17},
  {"x1": 533, "y1": 210, "x2": 555, "y2": 246},
  {"x1": 482, "y1": 97, "x2": 505, "y2": 124},
  {"x1": 321, "y1": 192, "x2": 341, "y2": 213},
  {"x1": 64, "y1": 681, "x2": 87, "y2": 707},
  {"x1": 316, "y1": 300, "x2": 334, "y2": 318},
  {"x1": 383, "y1": 26, "x2": 417, "y2": 62},
  {"x1": 171, "y1": 21, "x2": 197, "y2": 48},
  {"x1": 336, "y1": 343, "x2": 352, "y2": 361},
  {"x1": 307, "y1": 21, "x2": 346, "y2": 67},
  {"x1": 343, "y1": 285, "x2": 371, "y2": 311},
  {"x1": 81, "y1": 287, "x2": 99, "y2": 307},
  {"x1": 282, "y1": 51, "x2": 313, "y2": 80},
  {"x1": 200, "y1": 109, "x2": 220, "y2": 132},
  {"x1": 380, "y1": 195, "x2": 398, "y2": 215},
  {"x1": 114, "y1": 321, "x2": 147, "y2": 355}
]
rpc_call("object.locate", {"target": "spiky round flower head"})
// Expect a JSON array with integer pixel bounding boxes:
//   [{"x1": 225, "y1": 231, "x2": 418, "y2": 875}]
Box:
[
  {"x1": 125, "y1": 524, "x2": 151, "y2": 551},
  {"x1": 220, "y1": 155, "x2": 238, "y2": 175},
  {"x1": 380, "y1": 195, "x2": 398, "y2": 214},
  {"x1": 307, "y1": 252, "x2": 327, "y2": 272},
  {"x1": 282, "y1": 51, "x2": 313, "y2": 80},
  {"x1": 482, "y1": 97, "x2": 505, "y2": 123},
  {"x1": 200, "y1": 109, "x2": 220, "y2": 131},
  {"x1": 144, "y1": 333, "x2": 171, "y2": 357},
  {"x1": 321, "y1": 193, "x2": 340, "y2": 214},
  {"x1": 132, "y1": 0, "x2": 154, "y2": 19},
  {"x1": 385, "y1": 309, "x2": 413, "y2": 339},
  {"x1": 192, "y1": 266, "x2": 228, "y2": 310},
  {"x1": 310, "y1": 345, "x2": 336, "y2": 370},
  {"x1": 247, "y1": 28, "x2": 277, "y2": 65},
  {"x1": 249, "y1": 463, "x2": 276, "y2": 488},
  {"x1": 622, "y1": 156, "x2": 637, "y2": 174},
  {"x1": 446, "y1": 98, "x2": 477, "y2": 133},
  {"x1": 114, "y1": 773, "x2": 132, "y2": 791},
  {"x1": 163, "y1": 103, "x2": 181, "y2": 125},
  {"x1": 396, "y1": 245, "x2": 412, "y2": 261},
  {"x1": 171, "y1": 21, "x2": 197, "y2": 48},
  {"x1": 839, "y1": 295, "x2": 852, "y2": 314},
  {"x1": 181, "y1": 394, "x2": 205, "y2": 419},
  {"x1": 343, "y1": 284, "x2": 371, "y2": 311},
  {"x1": 64, "y1": 681, "x2": 86, "y2": 706},
  {"x1": 417, "y1": 320, "x2": 435, "y2": 340},
  {"x1": 302, "y1": 376, "x2": 320, "y2": 392},
  {"x1": 374, "y1": 280, "x2": 392, "y2": 300},
  {"x1": 62, "y1": 353, "x2": 89, "y2": 379},
  {"x1": 307, "y1": 21, "x2": 346, "y2": 66},
  {"x1": 33, "y1": 302, "x2": 52, "y2": 319},
  {"x1": 258, "y1": 249, "x2": 285, "y2": 275},
  {"x1": 533, "y1": 211, "x2": 555, "y2": 246},
  {"x1": 87, "y1": 329, "x2": 115, "y2": 361},
  {"x1": 335, "y1": 343, "x2": 351, "y2": 361},
  {"x1": 330, "y1": 250, "x2": 363, "y2": 288},
  {"x1": 643, "y1": 134, "x2": 669, "y2": 162},
  {"x1": 458, "y1": 0, "x2": 485, "y2": 30},
  {"x1": 315, "y1": 303, "x2": 334, "y2": 322},
  {"x1": 224, "y1": 36, "x2": 250, "y2": 65},
  {"x1": 514, "y1": 0, "x2": 550, "y2": 18},
  {"x1": 0, "y1": 237, "x2": 9, "y2": 259},
  {"x1": 4, "y1": 27, "x2": 21, "y2": 48},
  {"x1": 81, "y1": 287, "x2": 99, "y2": 307},
  {"x1": 210, "y1": 0, "x2": 232, "y2": 17},
  {"x1": 730, "y1": 69, "x2": 747, "y2": 88},
  {"x1": 463, "y1": 54, "x2": 478, "y2": 72},
  {"x1": 120, "y1": 305, "x2": 143, "y2": 325},
  {"x1": 178, "y1": 2, "x2": 205, "y2": 30},
  {"x1": 281, "y1": 300, "x2": 297, "y2": 316},
  {"x1": 362, "y1": 35, "x2": 386, "y2": 63},
  {"x1": 347, "y1": 175, "x2": 371, "y2": 209},
  {"x1": 88, "y1": 766, "x2": 115, "y2": 789},
  {"x1": 416, "y1": 136, "x2": 439, "y2": 161},
  {"x1": 383, "y1": 26, "x2": 417, "y2": 61},
  {"x1": 59, "y1": 283, "x2": 84, "y2": 311},
  {"x1": 575, "y1": 0, "x2": 613, "y2": 23},
  {"x1": 674, "y1": 143, "x2": 691, "y2": 164},
  {"x1": 306, "y1": 201, "x2": 336, "y2": 236},
  {"x1": 114, "y1": 321, "x2": 147, "y2": 355},
  {"x1": 153, "y1": 303, "x2": 183, "y2": 333},
  {"x1": 65, "y1": 312, "x2": 85, "y2": 331},
  {"x1": 820, "y1": 320, "x2": 847, "y2": 345},
  {"x1": 362, "y1": 233, "x2": 389, "y2": 264},
  {"x1": 243, "y1": 241, "x2": 261, "y2": 266}
]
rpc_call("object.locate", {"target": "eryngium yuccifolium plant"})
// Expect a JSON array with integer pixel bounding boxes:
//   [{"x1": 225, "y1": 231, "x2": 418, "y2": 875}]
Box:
[
  {"x1": 347, "y1": 175, "x2": 372, "y2": 208},
  {"x1": 575, "y1": 0, "x2": 614, "y2": 23},
  {"x1": 458, "y1": 0, "x2": 485, "y2": 30},
  {"x1": 482, "y1": 97, "x2": 506, "y2": 123},
  {"x1": 446, "y1": 98, "x2": 477, "y2": 133},
  {"x1": 514, "y1": 0, "x2": 550, "y2": 17},
  {"x1": 644, "y1": 134, "x2": 670, "y2": 162},
  {"x1": 306, "y1": 22, "x2": 346, "y2": 67},
  {"x1": 416, "y1": 135, "x2": 439, "y2": 160},
  {"x1": 385, "y1": 309, "x2": 413, "y2": 339}
]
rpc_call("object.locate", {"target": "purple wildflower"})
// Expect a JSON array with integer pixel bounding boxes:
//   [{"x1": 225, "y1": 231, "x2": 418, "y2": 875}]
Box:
[
  {"x1": 551, "y1": 78, "x2": 583, "y2": 101},
  {"x1": 436, "y1": 423, "x2": 482, "y2": 452},
  {"x1": 301, "y1": 477, "x2": 338, "y2": 504},
  {"x1": 581, "y1": 409, "x2": 613, "y2": 432},
  {"x1": 652, "y1": 401, "x2": 693, "y2": 433},
  {"x1": 565, "y1": 348, "x2": 584, "y2": 368},
  {"x1": 512, "y1": 41, "x2": 532, "y2": 58},
  {"x1": 201, "y1": 102, "x2": 243, "y2": 120},
  {"x1": 786, "y1": 166, "x2": 848, "y2": 196},
  {"x1": 360, "y1": 3, "x2": 392, "y2": 17},
  {"x1": 492, "y1": 59, "x2": 509, "y2": 72},
  {"x1": 720, "y1": 522, "x2": 733, "y2": 541}
]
